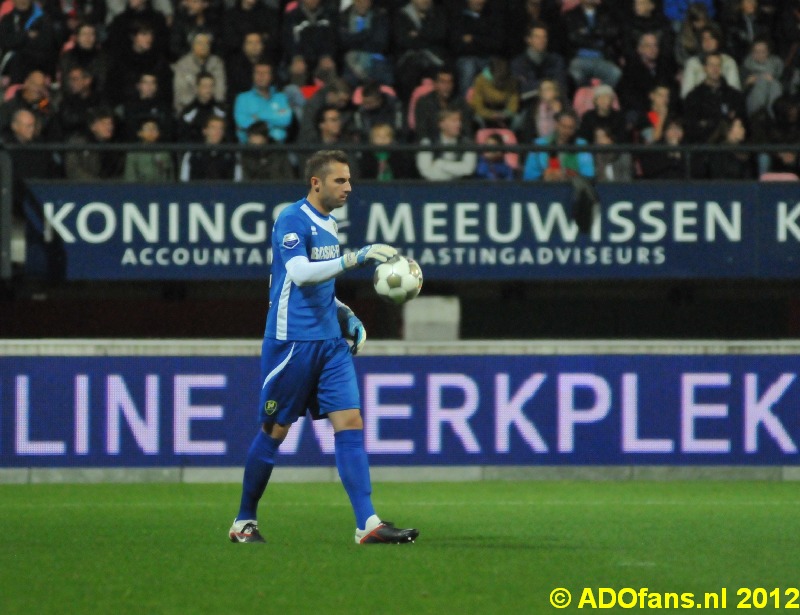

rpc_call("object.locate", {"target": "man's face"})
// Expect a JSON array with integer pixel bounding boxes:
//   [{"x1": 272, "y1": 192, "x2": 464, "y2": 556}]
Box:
[
  {"x1": 76, "y1": 25, "x2": 96, "y2": 50},
  {"x1": 634, "y1": 0, "x2": 654, "y2": 17},
  {"x1": 13, "y1": 0, "x2": 32, "y2": 10},
  {"x1": 196, "y1": 77, "x2": 214, "y2": 102},
  {"x1": 137, "y1": 75, "x2": 158, "y2": 98},
  {"x1": 91, "y1": 117, "x2": 114, "y2": 141},
  {"x1": 700, "y1": 31, "x2": 719, "y2": 53},
  {"x1": 555, "y1": 114, "x2": 577, "y2": 144},
  {"x1": 133, "y1": 30, "x2": 154, "y2": 53},
  {"x1": 23, "y1": 71, "x2": 47, "y2": 102},
  {"x1": 192, "y1": 34, "x2": 212, "y2": 59},
  {"x1": 11, "y1": 111, "x2": 36, "y2": 143},
  {"x1": 203, "y1": 119, "x2": 225, "y2": 143},
  {"x1": 434, "y1": 73, "x2": 454, "y2": 98},
  {"x1": 183, "y1": 0, "x2": 207, "y2": 16},
  {"x1": 704, "y1": 55, "x2": 723, "y2": 81},
  {"x1": 412, "y1": 0, "x2": 432, "y2": 13},
  {"x1": 67, "y1": 69, "x2": 92, "y2": 95},
  {"x1": 528, "y1": 27, "x2": 548, "y2": 53},
  {"x1": 243, "y1": 33, "x2": 263, "y2": 58},
  {"x1": 361, "y1": 93, "x2": 382, "y2": 111},
  {"x1": 638, "y1": 34, "x2": 659, "y2": 61},
  {"x1": 253, "y1": 64, "x2": 273, "y2": 90},
  {"x1": 138, "y1": 121, "x2": 160, "y2": 143},
  {"x1": 319, "y1": 110, "x2": 341, "y2": 138},
  {"x1": 313, "y1": 161, "x2": 351, "y2": 213}
]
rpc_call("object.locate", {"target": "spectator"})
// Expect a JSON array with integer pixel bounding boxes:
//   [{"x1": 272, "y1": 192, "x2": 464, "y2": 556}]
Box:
[
  {"x1": 617, "y1": 31, "x2": 678, "y2": 126},
  {"x1": 338, "y1": 0, "x2": 393, "y2": 86},
  {"x1": 105, "y1": 21, "x2": 173, "y2": 107},
  {"x1": 0, "y1": 70, "x2": 59, "y2": 140},
  {"x1": 683, "y1": 52, "x2": 746, "y2": 143},
  {"x1": 448, "y1": 0, "x2": 504, "y2": 97},
  {"x1": 724, "y1": 0, "x2": 772, "y2": 63},
  {"x1": 351, "y1": 80, "x2": 404, "y2": 143},
  {"x1": 123, "y1": 117, "x2": 175, "y2": 181},
  {"x1": 179, "y1": 115, "x2": 241, "y2": 180},
  {"x1": 172, "y1": 30, "x2": 226, "y2": 114},
  {"x1": 705, "y1": 116, "x2": 756, "y2": 178},
  {"x1": 622, "y1": 0, "x2": 673, "y2": 61},
  {"x1": 664, "y1": 0, "x2": 715, "y2": 27},
  {"x1": 105, "y1": 0, "x2": 172, "y2": 28},
  {"x1": 740, "y1": 37, "x2": 783, "y2": 118},
  {"x1": 776, "y1": 0, "x2": 800, "y2": 66},
  {"x1": 638, "y1": 115, "x2": 691, "y2": 178},
  {"x1": 593, "y1": 124, "x2": 633, "y2": 181},
  {"x1": 577, "y1": 83, "x2": 627, "y2": 143},
  {"x1": 170, "y1": 0, "x2": 219, "y2": 61},
  {"x1": 120, "y1": 71, "x2": 174, "y2": 141},
  {"x1": 222, "y1": 0, "x2": 279, "y2": 63},
  {"x1": 57, "y1": 65, "x2": 107, "y2": 139},
  {"x1": 680, "y1": 23, "x2": 741, "y2": 98},
  {"x1": 474, "y1": 132, "x2": 515, "y2": 180},
  {"x1": 225, "y1": 31, "x2": 265, "y2": 105},
  {"x1": 233, "y1": 60, "x2": 292, "y2": 143},
  {"x1": 416, "y1": 108, "x2": 477, "y2": 180},
  {"x1": 510, "y1": 21, "x2": 568, "y2": 107},
  {"x1": 297, "y1": 77, "x2": 355, "y2": 142},
  {"x1": 515, "y1": 77, "x2": 568, "y2": 143},
  {"x1": 58, "y1": 22, "x2": 110, "y2": 94},
  {"x1": 296, "y1": 105, "x2": 349, "y2": 173},
  {"x1": 392, "y1": 0, "x2": 450, "y2": 101},
  {"x1": 469, "y1": 55, "x2": 520, "y2": 130},
  {"x1": 635, "y1": 83, "x2": 673, "y2": 144},
  {"x1": 281, "y1": 0, "x2": 338, "y2": 85},
  {"x1": 240, "y1": 120, "x2": 294, "y2": 180},
  {"x1": 359, "y1": 122, "x2": 417, "y2": 180},
  {"x1": 413, "y1": 66, "x2": 474, "y2": 141},
  {"x1": 506, "y1": 0, "x2": 568, "y2": 58},
  {"x1": 177, "y1": 71, "x2": 230, "y2": 142},
  {"x1": 674, "y1": 1, "x2": 712, "y2": 67},
  {"x1": 65, "y1": 106, "x2": 125, "y2": 180},
  {"x1": 105, "y1": 0, "x2": 170, "y2": 61},
  {"x1": 563, "y1": 0, "x2": 622, "y2": 88},
  {"x1": 0, "y1": 0, "x2": 59, "y2": 83},
  {"x1": 523, "y1": 109, "x2": 594, "y2": 181},
  {"x1": 1, "y1": 108, "x2": 59, "y2": 219}
]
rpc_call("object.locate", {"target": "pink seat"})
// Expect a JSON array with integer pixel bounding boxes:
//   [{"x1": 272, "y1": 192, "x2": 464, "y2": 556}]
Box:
[
  {"x1": 475, "y1": 127, "x2": 520, "y2": 170},
  {"x1": 352, "y1": 84, "x2": 397, "y2": 105},
  {"x1": 3, "y1": 83, "x2": 22, "y2": 102},
  {"x1": 407, "y1": 78, "x2": 434, "y2": 132},
  {"x1": 759, "y1": 172, "x2": 800, "y2": 181}
]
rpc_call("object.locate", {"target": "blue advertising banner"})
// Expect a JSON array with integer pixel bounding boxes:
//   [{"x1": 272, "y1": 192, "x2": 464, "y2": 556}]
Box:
[
  {"x1": 24, "y1": 181, "x2": 800, "y2": 281},
  {"x1": 2, "y1": 354, "x2": 799, "y2": 467}
]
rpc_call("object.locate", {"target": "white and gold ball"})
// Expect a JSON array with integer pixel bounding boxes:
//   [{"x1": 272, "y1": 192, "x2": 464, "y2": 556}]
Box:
[{"x1": 373, "y1": 255, "x2": 423, "y2": 305}]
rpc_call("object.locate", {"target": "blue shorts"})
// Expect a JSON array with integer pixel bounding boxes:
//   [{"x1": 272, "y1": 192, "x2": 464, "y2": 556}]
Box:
[{"x1": 257, "y1": 337, "x2": 361, "y2": 425}]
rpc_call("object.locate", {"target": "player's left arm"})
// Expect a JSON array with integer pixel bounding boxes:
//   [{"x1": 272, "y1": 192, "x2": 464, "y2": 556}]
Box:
[{"x1": 336, "y1": 298, "x2": 366, "y2": 355}]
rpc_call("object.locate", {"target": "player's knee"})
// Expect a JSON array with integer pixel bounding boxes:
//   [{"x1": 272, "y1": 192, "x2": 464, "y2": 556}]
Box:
[
  {"x1": 262, "y1": 422, "x2": 290, "y2": 442},
  {"x1": 333, "y1": 409, "x2": 363, "y2": 431}
]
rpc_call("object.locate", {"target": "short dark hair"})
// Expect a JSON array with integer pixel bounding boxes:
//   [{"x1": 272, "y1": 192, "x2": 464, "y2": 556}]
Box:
[
  {"x1": 88, "y1": 105, "x2": 115, "y2": 125},
  {"x1": 246, "y1": 120, "x2": 270, "y2": 140},
  {"x1": 304, "y1": 150, "x2": 349, "y2": 185},
  {"x1": 196, "y1": 70, "x2": 214, "y2": 84}
]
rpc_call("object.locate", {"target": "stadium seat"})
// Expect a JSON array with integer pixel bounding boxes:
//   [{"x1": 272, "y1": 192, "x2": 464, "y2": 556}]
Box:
[
  {"x1": 407, "y1": 78, "x2": 434, "y2": 132},
  {"x1": 759, "y1": 172, "x2": 800, "y2": 181},
  {"x1": 352, "y1": 84, "x2": 397, "y2": 105},
  {"x1": 572, "y1": 78, "x2": 620, "y2": 117},
  {"x1": 475, "y1": 127, "x2": 520, "y2": 170},
  {"x1": 3, "y1": 83, "x2": 21, "y2": 102},
  {"x1": 0, "y1": 0, "x2": 13, "y2": 18},
  {"x1": 560, "y1": 0, "x2": 581, "y2": 11}
]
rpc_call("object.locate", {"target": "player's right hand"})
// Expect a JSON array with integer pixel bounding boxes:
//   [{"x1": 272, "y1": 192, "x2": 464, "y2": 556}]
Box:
[{"x1": 340, "y1": 244, "x2": 398, "y2": 270}]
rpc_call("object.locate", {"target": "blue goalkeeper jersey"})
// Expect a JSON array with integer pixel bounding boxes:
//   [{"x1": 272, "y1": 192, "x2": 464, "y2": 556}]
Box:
[{"x1": 265, "y1": 198, "x2": 342, "y2": 341}]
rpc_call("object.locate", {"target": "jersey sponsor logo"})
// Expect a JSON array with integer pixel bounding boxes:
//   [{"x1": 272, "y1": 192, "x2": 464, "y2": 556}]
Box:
[
  {"x1": 283, "y1": 233, "x2": 300, "y2": 249},
  {"x1": 310, "y1": 245, "x2": 341, "y2": 260},
  {"x1": 265, "y1": 400, "x2": 278, "y2": 415}
]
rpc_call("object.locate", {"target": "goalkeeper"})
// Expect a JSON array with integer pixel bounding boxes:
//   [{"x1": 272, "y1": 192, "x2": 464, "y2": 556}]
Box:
[{"x1": 229, "y1": 149, "x2": 420, "y2": 545}]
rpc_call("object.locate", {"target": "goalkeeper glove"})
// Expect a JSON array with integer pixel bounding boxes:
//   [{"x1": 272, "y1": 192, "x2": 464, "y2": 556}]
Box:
[
  {"x1": 340, "y1": 244, "x2": 397, "y2": 270},
  {"x1": 338, "y1": 305, "x2": 367, "y2": 355}
]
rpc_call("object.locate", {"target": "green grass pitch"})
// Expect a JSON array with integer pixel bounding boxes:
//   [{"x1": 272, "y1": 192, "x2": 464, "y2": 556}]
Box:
[{"x1": 2, "y1": 480, "x2": 800, "y2": 614}]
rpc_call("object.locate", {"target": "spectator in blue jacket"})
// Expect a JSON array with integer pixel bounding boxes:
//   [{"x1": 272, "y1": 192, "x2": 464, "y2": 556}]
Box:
[
  {"x1": 233, "y1": 60, "x2": 293, "y2": 143},
  {"x1": 523, "y1": 109, "x2": 594, "y2": 181}
]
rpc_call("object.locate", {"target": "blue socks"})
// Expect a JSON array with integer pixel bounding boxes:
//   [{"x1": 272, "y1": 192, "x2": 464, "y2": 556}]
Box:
[
  {"x1": 236, "y1": 430, "x2": 280, "y2": 521},
  {"x1": 334, "y1": 429, "x2": 376, "y2": 530}
]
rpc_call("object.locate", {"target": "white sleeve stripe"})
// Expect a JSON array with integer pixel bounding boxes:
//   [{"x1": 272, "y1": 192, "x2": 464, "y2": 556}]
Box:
[{"x1": 262, "y1": 342, "x2": 295, "y2": 390}]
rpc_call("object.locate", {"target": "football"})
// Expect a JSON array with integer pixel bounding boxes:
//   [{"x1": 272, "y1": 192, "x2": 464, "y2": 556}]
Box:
[{"x1": 373, "y1": 255, "x2": 423, "y2": 305}]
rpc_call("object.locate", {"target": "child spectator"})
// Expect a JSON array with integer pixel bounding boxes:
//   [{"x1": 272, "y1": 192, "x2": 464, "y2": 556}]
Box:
[
  {"x1": 240, "y1": 121, "x2": 294, "y2": 180},
  {"x1": 123, "y1": 117, "x2": 175, "y2": 181},
  {"x1": 179, "y1": 115, "x2": 241, "y2": 180},
  {"x1": 474, "y1": 133, "x2": 515, "y2": 180},
  {"x1": 359, "y1": 123, "x2": 417, "y2": 180}
]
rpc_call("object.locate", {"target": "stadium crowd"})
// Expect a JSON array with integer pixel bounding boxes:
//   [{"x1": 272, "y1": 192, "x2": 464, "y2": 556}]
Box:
[{"x1": 2, "y1": 0, "x2": 800, "y2": 187}]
